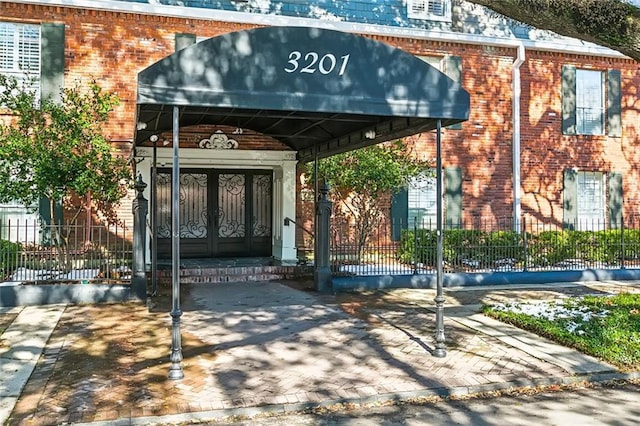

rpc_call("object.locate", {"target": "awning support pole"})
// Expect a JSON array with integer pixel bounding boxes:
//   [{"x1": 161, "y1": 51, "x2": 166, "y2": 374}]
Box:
[
  {"x1": 434, "y1": 119, "x2": 446, "y2": 358},
  {"x1": 151, "y1": 138, "x2": 158, "y2": 296},
  {"x1": 169, "y1": 105, "x2": 184, "y2": 380},
  {"x1": 314, "y1": 148, "x2": 319, "y2": 271}
]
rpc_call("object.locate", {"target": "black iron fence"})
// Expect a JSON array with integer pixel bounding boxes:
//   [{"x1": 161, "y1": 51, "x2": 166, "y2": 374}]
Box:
[
  {"x1": 0, "y1": 219, "x2": 132, "y2": 283},
  {"x1": 330, "y1": 216, "x2": 640, "y2": 276},
  {"x1": 5, "y1": 214, "x2": 639, "y2": 283}
]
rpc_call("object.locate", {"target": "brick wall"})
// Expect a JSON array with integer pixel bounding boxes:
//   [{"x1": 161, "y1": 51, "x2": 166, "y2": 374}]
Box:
[
  {"x1": 519, "y1": 51, "x2": 640, "y2": 225},
  {"x1": 2, "y1": 1, "x2": 640, "y2": 234}
]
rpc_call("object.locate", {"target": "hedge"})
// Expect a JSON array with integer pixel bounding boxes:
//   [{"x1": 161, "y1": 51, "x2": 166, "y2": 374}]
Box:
[
  {"x1": 0, "y1": 239, "x2": 20, "y2": 280},
  {"x1": 398, "y1": 228, "x2": 640, "y2": 269}
]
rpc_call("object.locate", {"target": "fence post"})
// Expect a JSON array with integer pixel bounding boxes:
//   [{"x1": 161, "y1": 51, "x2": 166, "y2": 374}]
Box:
[
  {"x1": 522, "y1": 217, "x2": 528, "y2": 272},
  {"x1": 315, "y1": 182, "x2": 333, "y2": 293},
  {"x1": 132, "y1": 174, "x2": 148, "y2": 301},
  {"x1": 621, "y1": 213, "x2": 625, "y2": 269},
  {"x1": 413, "y1": 219, "x2": 418, "y2": 274}
]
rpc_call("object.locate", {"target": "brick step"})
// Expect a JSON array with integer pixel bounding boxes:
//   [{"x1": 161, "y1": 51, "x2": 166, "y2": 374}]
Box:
[
  {"x1": 153, "y1": 265, "x2": 313, "y2": 285},
  {"x1": 158, "y1": 273, "x2": 286, "y2": 284}
]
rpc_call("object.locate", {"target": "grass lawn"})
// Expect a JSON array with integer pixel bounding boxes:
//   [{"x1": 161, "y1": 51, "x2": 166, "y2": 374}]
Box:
[{"x1": 483, "y1": 293, "x2": 640, "y2": 370}]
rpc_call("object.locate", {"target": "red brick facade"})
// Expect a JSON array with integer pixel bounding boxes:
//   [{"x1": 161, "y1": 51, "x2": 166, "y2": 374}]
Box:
[{"x1": 2, "y1": 1, "x2": 639, "y2": 234}]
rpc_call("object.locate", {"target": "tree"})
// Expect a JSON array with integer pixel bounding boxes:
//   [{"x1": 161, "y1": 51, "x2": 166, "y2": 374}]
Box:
[
  {"x1": 465, "y1": 0, "x2": 640, "y2": 62},
  {"x1": 308, "y1": 140, "x2": 430, "y2": 261},
  {"x1": 0, "y1": 75, "x2": 133, "y2": 269}
]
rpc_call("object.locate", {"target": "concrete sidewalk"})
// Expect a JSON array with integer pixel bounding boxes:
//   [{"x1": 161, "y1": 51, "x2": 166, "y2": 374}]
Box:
[
  {"x1": 0, "y1": 305, "x2": 65, "y2": 424},
  {"x1": 1, "y1": 280, "x2": 639, "y2": 425}
]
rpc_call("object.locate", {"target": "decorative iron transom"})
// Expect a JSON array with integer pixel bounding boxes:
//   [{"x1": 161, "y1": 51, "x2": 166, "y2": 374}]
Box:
[{"x1": 199, "y1": 130, "x2": 239, "y2": 149}]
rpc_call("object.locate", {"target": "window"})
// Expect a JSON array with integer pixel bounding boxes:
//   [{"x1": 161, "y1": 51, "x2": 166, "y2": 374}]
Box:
[
  {"x1": 563, "y1": 169, "x2": 622, "y2": 231},
  {"x1": 576, "y1": 171, "x2": 605, "y2": 230},
  {"x1": 576, "y1": 70, "x2": 604, "y2": 135},
  {"x1": 562, "y1": 65, "x2": 621, "y2": 137},
  {"x1": 0, "y1": 22, "x2": 40, "y2": 95},
  {"x1": 407, "y1": 0, "x2": 451, "y2": 22},
  {"x1": 408, "y1": 173, "x2": 437, "y2": 229},
  {"x1": 0, "y1": 202, "x2": 41, "y2": 244},
  {"x1": 391, "y1": 166, "x2": 462, "y2": 240},
  {"x1": 417, "y1": 55, "x2": 443, "y2": 69},
  {"x1": 419, "y1": 55, "x2": 463, "y2": 130}
]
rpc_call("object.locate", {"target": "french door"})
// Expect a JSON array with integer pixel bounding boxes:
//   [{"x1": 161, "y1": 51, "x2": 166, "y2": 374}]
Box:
[{"x1": 156, "y1": 169, "x2": 272, "y2": 258}]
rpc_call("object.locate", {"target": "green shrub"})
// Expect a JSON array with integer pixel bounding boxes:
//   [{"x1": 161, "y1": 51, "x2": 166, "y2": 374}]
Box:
[
  {"x1": 397, "y1": 226, "x2": 640, "y2": 270},
  {"x1": 527, "y1": 230, "x2": 573, "y2": 266},
  {"x1": 398, "y1": 229, "x2": 438, "y2": 265},
  {"x1": 481, "y1": 230, "x2": 525, "y2": 266},
  {"x1": 0, "y1": 239, "x2": 20, "y2": 280},
  {"x1": 399, "y1": 228, "x2": 523, "y2": 268}
]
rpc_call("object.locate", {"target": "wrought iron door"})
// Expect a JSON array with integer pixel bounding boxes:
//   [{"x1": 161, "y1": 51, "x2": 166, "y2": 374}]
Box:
[{"x1": 156, "y1": 169, "x2": 272, "y2": 257}]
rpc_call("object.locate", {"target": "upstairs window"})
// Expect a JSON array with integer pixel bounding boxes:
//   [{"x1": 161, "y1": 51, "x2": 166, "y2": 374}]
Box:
[
  {"x1": 562, "y1": 65, "x2": 621, "y2": 137},
  {"x1": 408, "y1": 0, "x2": 452, "y2": 22},
  {"x1": 0, "y1": 22, "x2": 40, "y2": 95},
  {"x1": 576, "y1": 69, "x2": 604, "y2": 135}
]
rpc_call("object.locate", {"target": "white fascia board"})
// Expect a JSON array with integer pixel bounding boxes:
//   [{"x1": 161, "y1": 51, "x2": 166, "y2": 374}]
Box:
[
  {"x1": 136, "y1": 147, "x2": 297, "y2": 166},
  {"x1": 11, "y1": 0, "x2": 628, "y2": 59}
]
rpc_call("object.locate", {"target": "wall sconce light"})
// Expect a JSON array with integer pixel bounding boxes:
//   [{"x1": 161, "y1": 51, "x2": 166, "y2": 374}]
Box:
[
  {"x1": 365, "y1": 130, "x2": 376, "y2": 139},
  {"x1": 136, "y1": 122, "x2": 147, "y2": 130}
]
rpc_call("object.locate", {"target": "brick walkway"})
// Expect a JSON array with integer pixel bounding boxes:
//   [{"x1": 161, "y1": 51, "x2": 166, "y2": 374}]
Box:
[{"x1": 4, "y1": 280, "x2": 637, "y2": 425}]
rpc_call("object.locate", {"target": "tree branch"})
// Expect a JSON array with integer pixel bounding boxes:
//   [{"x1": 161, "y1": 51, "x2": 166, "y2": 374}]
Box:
[{"x1": 465, "y1": 0, "x2": 640, "y2": 61}]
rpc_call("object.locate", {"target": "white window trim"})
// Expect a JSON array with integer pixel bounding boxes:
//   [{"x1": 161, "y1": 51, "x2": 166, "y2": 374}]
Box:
[{"x1": 407, "y1": 0, "x2": 452, "y2": 23}]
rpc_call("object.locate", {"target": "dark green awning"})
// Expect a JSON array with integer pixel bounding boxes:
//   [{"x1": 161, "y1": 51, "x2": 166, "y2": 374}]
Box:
[{"x1": 135, "y1": 26, "x2": 469, "y2": 162}]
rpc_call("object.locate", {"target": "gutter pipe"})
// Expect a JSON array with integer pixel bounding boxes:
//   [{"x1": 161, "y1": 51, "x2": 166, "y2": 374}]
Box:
[{"x1": 512, "y1": 42, "x2": 525, "y2": 231}]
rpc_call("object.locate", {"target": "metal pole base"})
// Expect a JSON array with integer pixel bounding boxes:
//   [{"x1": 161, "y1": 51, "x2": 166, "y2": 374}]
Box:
[
  {"x1": 433, "y1": 346, "x2": 447, "y2": 358},
  {"x1": 433, "y1": 294, "x2": 446, "y2": 358},
  {"x1": 168, "y1": 309, "x2": 184, "y2": 380},
  {"x1": 168, "y1": 358, "x2": 184, "y2": 380}
]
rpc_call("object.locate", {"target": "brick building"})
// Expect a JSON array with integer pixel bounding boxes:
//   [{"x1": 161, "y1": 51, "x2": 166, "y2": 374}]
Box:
[{"x1": 1, "y1": 0, "x2": 638, "y2": 265}]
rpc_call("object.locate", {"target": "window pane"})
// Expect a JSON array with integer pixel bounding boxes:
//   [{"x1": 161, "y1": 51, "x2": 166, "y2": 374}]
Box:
[
  {"x1": 428, "y1": 0, "x2": 446, "y2": 16},
  {"x1": 408, "y1": 174, "x2": 437, "y2": 229},
  {"x1": 408, "y1": 0, "x2": 450, "y2": 20},
  {"x1": 18, "y1": 25, "x2": 40, "y2": 73},
  {"x1": 0, "y1": 22, "x2": 40, "y2": 96},
  {"x1": 0, "y1": 23, "x2": 15, "y2": 70},
  {"x1": 417, "y1": 55, "x2": 443, "y2": 70},
  {"x1": 576, "y1": 69, "x2": 604, "y2": 135},
  {"x1": 577, "y1": 171, "x2": 605, "y2": 230}
]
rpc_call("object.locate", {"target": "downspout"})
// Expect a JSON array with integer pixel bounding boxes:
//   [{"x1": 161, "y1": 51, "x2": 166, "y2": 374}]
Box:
[{"x1": 512, "y1": 42, "x2": 525, "y2": 232}]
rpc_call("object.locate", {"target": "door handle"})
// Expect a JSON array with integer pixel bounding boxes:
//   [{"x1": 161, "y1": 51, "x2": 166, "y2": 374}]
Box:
[{"x1": 211, "y1": 209, "x2": 219, "y2": 228}]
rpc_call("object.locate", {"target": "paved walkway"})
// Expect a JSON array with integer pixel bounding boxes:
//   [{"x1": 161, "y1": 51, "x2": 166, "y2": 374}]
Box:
[
  {"x1": 1, "y1": 280, "x2": 639, "y2": 425},
  {"x1": 0, "y1": 305, "x2": 65, "y2": 424}
]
